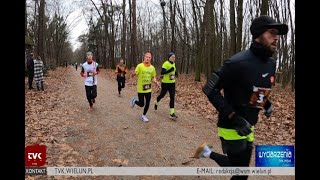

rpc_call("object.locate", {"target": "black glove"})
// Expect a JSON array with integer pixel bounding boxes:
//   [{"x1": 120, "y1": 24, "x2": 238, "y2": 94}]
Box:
[
  {"x1": 264, "y1": 99, "x2": 272, "y2": 118},
  {"x1": 231, "y1": 115, "x2": 252, "y2": 136}
]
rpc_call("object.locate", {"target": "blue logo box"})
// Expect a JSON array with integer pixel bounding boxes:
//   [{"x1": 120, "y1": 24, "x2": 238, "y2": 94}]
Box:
[{"x1": 255, "y1": 145, "x2": 294, "y2": 167}]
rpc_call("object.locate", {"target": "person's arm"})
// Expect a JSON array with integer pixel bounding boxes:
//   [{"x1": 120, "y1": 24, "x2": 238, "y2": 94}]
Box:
[
  {"x1": 131, "y1": 65, "x2": 139, "y2": 77},
  {"x1": 161, "y1": 62, "x2": 175, "y2": 75},
  {"x1": 152, "y1": 67, "x2": 160, "y2": 86},
  {"x1": 95, "y1": 64, "x2": 100, "y2": 74},
  {"x1": 41, "y1": 61, "x2": 44, "y2": 72},
  {"x1": 263, "y1": 98, "x2": 272, "y2": 118},
  {"x1": 153, "y1": 77, "x2": 160, "y2": 87},
  {"x1": 115, "y1": 65, "x2": 119, "y2": 74},
  {"x1": 27, "y1": 58, "x2": 31, "y2": 69},
  {"x1": 123, "y1": 66, "x2": 127, "y2": 74},
  {"x1": 204, "y1": 60, "x2": 252, "y2": 136},
  {"x1": 161, "y1": 67, "x2": 175, "y2": 75},
  {"x1": 263, "y1": 59, "x2": 276, "y2": 118},
  {"x1": 80, "y1": 66, "x2": 87, "y2": 77},
  {"x1": 204, "y1": 60, "x2": 235, "y2": 119},
  {"x1": 160, "y1": 61, "x2": 173, "y2": 75}
]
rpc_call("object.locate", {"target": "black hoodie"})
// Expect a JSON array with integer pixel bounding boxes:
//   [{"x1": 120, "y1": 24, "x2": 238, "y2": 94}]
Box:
[{"x1": 207, "y1": 41, "x2": 276, "y2": 128}]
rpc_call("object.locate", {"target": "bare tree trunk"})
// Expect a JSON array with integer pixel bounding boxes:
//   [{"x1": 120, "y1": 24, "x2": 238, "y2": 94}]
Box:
[
  {"x1": 236, "y1": 0, "x2": 243, "y2": 52},
  {"x1": 181, "y1": 1, "x2": 187, "y2": 74},
  {"x1": 169, "y1": 0, "x2": 176, "y2": 52},
  {"x1": 109, "y1": 1, "x2": 116, "y2": 69},
  {"x1": 90, "y1": 0, "x2": 111, "y2": 68},
  {"x1": 161, "y1": 0, "x2": 167, "y2": 60},
  {"x1": 190, "y1": 0, "x2": 202, "y2": 81},
  {"x1": 121, "y1": 0, "x2": 126, "y2": 60},
  {"x1": 131, "y1": 0, "x2": 138, "y2": 66},
  {"x1": 230, "y1": 0, "x2": 236, "y2": 55},
  {"x1": 127, "y1": 0, "x2": 132, "y2": 68},
  {"x1": 203, "y1": 0, "x2": 215, "y2": 80},
  {"x1": 288, "y1": 0, "x2": 295, "y2": 91},
  {"x1": 34, "y1": 0, "x2": 38, "y2": 51},
  {"x1": 38, "y1": 0, "x2": 45, "y2": 66},
  {"x1": 261, "y1": 0, "x2": 269, "y2": 15},
  {"x1": 25, "y1": 0, "x2": 27, "y2": 35},
  {"x1": 220, "y1": 0, "x2": 228, "y2": 65}
]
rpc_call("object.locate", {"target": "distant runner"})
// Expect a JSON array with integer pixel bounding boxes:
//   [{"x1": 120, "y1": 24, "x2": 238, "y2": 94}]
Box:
[
  {"x1": 115, "y1": 58, "x2": 127, "y2": 96},
  {"x1": 80, "y1": 51, "x2": 100, "y2": 110}
]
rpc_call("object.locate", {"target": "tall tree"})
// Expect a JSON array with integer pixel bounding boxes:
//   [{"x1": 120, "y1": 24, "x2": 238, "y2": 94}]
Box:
[
  {"x1": 236, "y1": 0, "x2": 243, "y2": 52},
  {"x1": 121, "y1": 0, "x2": 126, "y2": 60},
  {"x1": 169, "y1": 0, "x2": 177, "y2": 52},
  {"x1": 131, "y1": 0, "x2": 138, "y2": 66},
  {"x1": 229, "y1": 0, "x2": 236, "y2": 55},
  {"x1": 287, "y1": 0, "x2": 295, "y2": 91},
  {"x1": 190, "y1": 0, "x2": 202, "y2": 81},
  {"x1": 203, "y1": 0, "x2": 215, "y2": 79},
  {"x1": 25, "y1": 0, "x2": 27, "y2": 35},
  {"x1": 261, "y1": 0, "x2": 269, "y2": 15},
  {"x1": 161, "y1": 0, "x2": 168, "y2": 60},
  {"x1": 37, "y1": 0, "x2": 45, "y2": 66}
]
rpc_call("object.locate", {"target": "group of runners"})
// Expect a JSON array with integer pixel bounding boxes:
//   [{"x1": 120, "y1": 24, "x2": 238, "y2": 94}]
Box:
[{"x1": 80, "y1": 51, "x2": 178, "y2": 122}]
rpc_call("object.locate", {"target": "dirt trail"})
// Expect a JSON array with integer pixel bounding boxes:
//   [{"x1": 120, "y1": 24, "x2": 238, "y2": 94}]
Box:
[{"x1": 27, "y1": 67, "x2": 294, "y2": 180}]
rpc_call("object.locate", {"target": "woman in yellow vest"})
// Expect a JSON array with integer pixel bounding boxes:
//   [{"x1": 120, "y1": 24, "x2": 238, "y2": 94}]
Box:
[
  {"x1": 154, "y1": 52, "x2": 178, "y2": 120},
  {"x1": 130, "y1": 52, "x2": 160, "y2": 122}
]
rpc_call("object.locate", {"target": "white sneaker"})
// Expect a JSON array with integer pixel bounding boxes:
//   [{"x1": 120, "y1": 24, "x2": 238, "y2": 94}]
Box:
[
  {"x1": 140, "y1": 115, "x2": 149, "y2": 122},
  {"x1": 130, "y1": 97, "x2": 136, "y2": 108},
  {"x1": 194, "y1": 143, "x2": 213, "y2": 158}
]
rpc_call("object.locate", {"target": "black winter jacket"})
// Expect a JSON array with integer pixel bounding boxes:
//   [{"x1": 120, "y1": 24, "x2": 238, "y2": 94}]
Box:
[{"x1": 208, "y1": 41, "x2": 276, "y2": 128}]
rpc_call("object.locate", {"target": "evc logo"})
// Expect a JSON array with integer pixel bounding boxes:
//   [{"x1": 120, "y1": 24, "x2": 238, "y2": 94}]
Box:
[
  {"x1": 255, "y1": 145, "x2": 294, "y2": 167},
  {"x1": 25, "y1": 144, "x2": 46, "y2": 167}
]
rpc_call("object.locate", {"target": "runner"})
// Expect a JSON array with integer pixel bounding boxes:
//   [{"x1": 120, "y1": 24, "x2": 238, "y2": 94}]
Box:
[
  {"x1": 34, "y1": 56, "x2": 45, "y2": 91},
  {"x1": 154, "y1": 52, "x2": 178, "y2": 120},
  {"x1": 115, "y1": 58, "x2": 127, "y2": 96},
  {"x1": 80, "y1": 51, "x2": 100, "y2": 110},
  {"x1": 130, "y1": 52, "x2": 160, "y2": 122},
  {"x1": 194, "y1": 15, "x2": 288, "y2": 180}
]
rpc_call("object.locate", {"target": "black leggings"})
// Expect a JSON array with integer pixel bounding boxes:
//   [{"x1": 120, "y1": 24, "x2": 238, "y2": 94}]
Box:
[
  {"x1": 135, "y1": 92, "x2": 151, "y2": 115},
  {"x1": 28, "y1": 71, "x2": 34, "y2": 89},
  {"x1": 209, "y1": 138, "x2": 253, "y2": 180},
  {"x1": 117, "y1": 75, "x2": 125, "y2": 93},
  {"x1": 36, "y1": 81, "x2": 44, "y2": 91},
  {"x1": 156, "y1": 83, "x2": 175, "y2": 108},
  {"x1": 85, "y1": 85, "x2": 97, "y2": 106}
]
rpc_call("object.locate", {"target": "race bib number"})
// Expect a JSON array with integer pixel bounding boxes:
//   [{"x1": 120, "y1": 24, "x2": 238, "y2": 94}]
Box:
[
  {"x1": 248, "y1": 86, "x2": 271, "y2": 108},
  {"x1": 170, "y1": 74, "x2": 175, "y2": 80},
  {"x1": 87, "y1": 72, "x2": 93, "y2": 76},
  {"x1": 142, "y1": 84, "x2": 151, "y2": 90}
]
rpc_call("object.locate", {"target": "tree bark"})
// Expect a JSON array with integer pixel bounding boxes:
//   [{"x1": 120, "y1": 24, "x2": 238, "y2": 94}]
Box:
[
  {"x1": 121, "y1": 0, "x2": 126, "y2": 60},
  {"x1": 37, "y1": 0, "x2": 45, "y2": 66},
  {"x1": 261, "y1": 0, "x2": 269, "y2": 15},
  {"x1": 236, "y1": 0, "x2": 243, "y2": 52},
  {"x1": 229, "y1": 0, "x2": 236, "y2": 55},
  {"x1": 131, "y1": 0, "x2": 138, "y2": 67}
]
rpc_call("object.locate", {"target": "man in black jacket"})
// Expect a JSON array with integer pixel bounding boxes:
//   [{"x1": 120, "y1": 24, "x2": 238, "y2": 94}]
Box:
[
  {"x1": 27, "y1": 53, "x2": 34, "y2": 90},
  {"x1": 194, "y1": 15, "x2": 288, "y2": 180}
]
